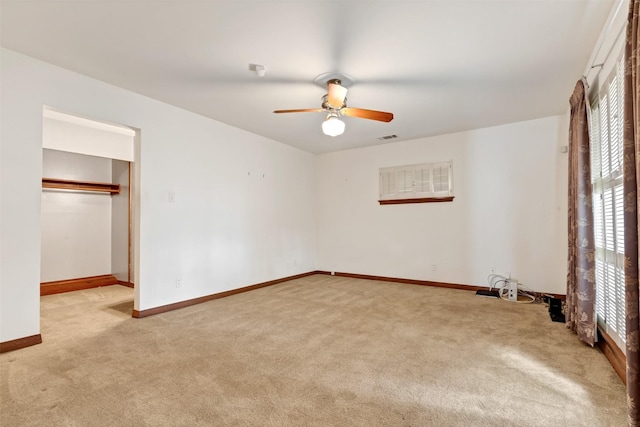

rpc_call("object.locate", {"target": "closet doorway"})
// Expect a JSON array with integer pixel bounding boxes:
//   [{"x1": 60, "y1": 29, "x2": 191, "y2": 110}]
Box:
[{"x1": 39, "y1": 108, "x2": 137, "y2": 328}]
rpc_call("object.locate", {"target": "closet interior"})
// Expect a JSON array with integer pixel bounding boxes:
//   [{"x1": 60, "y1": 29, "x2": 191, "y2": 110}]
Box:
[{"x1": 40, "y1": 109, "x2": 135, "y2": 296}]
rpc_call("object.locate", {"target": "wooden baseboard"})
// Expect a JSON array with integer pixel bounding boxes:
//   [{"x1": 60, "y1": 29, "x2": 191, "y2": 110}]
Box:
[
  {"x1": 132, "y1": 271, "x2": 321, "y2": 318},
  {"x1": 131, "y1": 269, "x2": 567, "y2": 318},
  {"x1": 117, "y1": 280, "x2": 135, "y2": 288},
  {"x1": 315, "y1": 271, "x2": 566, "y2": 299},
  {"x1": 316, "y1": 271, "x2": 488, "y2": 292},
  {"x1": 0, "y1": 334, "x2": 42, "y2": 353},
  {"x1": 597, "y1": 326, "x2": 626, "y2": 384},
  {"x1": 41, "y1": 274, "x2": 119, "y2": 296}
]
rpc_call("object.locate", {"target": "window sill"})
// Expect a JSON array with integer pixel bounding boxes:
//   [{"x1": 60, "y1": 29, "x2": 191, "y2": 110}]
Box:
[{"x1": 378, "y1": 196, "x2": 454, "y2": 205}]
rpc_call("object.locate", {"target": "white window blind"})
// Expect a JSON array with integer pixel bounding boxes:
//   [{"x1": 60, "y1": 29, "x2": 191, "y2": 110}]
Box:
[
  {"x1": 379, "y1": 161, "x2": 453, "y2": 201},
  {"x1": 590, "y1": 55, "x2": 626, "y2": 351}
]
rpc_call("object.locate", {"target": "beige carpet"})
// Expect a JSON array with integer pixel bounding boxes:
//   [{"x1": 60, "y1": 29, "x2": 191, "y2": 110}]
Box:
[{"x1": 0, "y1": 275, "x2": 627, "y2": 426}]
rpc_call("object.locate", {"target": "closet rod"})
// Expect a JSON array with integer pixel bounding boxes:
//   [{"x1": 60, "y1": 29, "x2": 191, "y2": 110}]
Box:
[{"x1": 42, "y1": 178, "x2": 120, "y2": 194}]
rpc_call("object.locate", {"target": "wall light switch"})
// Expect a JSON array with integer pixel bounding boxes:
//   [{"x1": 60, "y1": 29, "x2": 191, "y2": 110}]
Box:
[{"x1": 168, "y1": 191, "x2": 175, "y2": 203}]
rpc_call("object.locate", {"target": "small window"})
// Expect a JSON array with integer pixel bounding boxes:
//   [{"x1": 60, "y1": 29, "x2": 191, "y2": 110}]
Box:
[{"x1": 379, "y1": 161, "x2": 454, "y2": 205}]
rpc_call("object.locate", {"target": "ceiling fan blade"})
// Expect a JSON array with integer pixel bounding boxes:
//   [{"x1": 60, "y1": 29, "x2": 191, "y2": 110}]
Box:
[
  {"x1": 327, "y1": 80, "x2": 348, "y2": 108},
  {"x1": 341, "y1": 107, "x2": 394, "y2": 122},
  {"x1": 273, "y1": 108, "x2": 325, "y2": 114}
]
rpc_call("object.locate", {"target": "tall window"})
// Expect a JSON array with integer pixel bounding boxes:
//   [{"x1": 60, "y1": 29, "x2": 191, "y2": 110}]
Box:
[{"x1": 589, "y1": 56, "x2": 626, "y2": 350}]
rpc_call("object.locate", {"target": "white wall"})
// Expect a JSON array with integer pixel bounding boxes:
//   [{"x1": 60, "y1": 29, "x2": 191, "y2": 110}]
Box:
[
  {"x1": 42, "y1": 116, "x2": 134, "y2": 162},
  {"x1": 316, "y1": 116, "x2": 569, "y2": 294},
  {"x1": 111, "y1": 159, "x2": 130, "y2": 283},
  {"x1": 0, "y1": 48, "x2": 316, "y2": 342},
  {"x1": 40, "y1": 149, "x2": 113, "y2": 282}
]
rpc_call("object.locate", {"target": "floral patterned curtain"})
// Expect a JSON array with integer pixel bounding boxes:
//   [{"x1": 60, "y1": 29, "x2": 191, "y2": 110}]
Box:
[
  {"x1": 566, "y1": 79, "x2": 596, "y2": 347},
  {"x1": 624, "y1": 2, "x2": 640, "y2": 425}
]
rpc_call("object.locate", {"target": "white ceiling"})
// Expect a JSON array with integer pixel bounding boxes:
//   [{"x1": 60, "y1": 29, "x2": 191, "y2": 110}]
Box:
[{"x1": 0, "y1": 0, "x2": 615, "y2": 154}]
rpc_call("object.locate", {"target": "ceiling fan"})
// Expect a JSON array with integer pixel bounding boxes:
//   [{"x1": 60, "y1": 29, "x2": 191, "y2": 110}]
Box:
[{"x1": 273, "y1": 78, "x2": 393, "y2": 137}]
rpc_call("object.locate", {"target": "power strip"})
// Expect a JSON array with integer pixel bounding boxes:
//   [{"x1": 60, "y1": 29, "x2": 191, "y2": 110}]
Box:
[{"x1": 508, "y1": 280, "x2": 518, "y2": 301}]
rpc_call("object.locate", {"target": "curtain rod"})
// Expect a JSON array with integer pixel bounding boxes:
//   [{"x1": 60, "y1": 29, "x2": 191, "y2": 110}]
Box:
[{"x1": 583, "y1": 0, "x2": 626, "y2": 79}]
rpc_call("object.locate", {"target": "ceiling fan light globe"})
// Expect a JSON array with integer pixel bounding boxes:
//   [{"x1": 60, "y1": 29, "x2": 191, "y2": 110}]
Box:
[{"x1": 322, "y1": 116, "x2": 345, "y2": 137}]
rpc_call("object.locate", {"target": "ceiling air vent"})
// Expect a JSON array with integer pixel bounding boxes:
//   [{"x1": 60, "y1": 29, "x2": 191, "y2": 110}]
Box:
[{"x1": 378, "y1": 134, "x2": 398, "y2": 141}]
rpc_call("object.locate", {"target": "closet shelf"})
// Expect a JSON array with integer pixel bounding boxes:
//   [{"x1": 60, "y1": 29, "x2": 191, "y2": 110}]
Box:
[{"x1": 42, "y1": 178, "x2": 120, "y2": 194}]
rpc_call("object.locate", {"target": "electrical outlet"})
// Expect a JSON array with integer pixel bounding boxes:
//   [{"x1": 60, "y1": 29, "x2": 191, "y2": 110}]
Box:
[
  {"x1": 330, "y1": 271, "x2": 335, "y2": 276},
  {"x1": 176, "y1": 279, "x2": 182, "y2": 288},
  {"x1": 508, "y1": 280, "x2": 518, "y2": 301},
  {"x1": 432, "y1": 264, "x2": 437, "y2": 271}
]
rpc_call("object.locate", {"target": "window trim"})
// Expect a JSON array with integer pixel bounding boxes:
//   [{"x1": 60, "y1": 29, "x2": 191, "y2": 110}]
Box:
[{"x1": 378, "y1": 196, "x2": 454, "y2": 205}]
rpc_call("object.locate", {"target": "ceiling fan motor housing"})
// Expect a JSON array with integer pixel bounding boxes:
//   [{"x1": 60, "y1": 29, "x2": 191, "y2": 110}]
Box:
[
  {"x1": 322, "y1": 95, "x2": 347, "y2": 112},
  {"x1": 273, "y1": 72, "x2": 393, "y2": 125},
  {"x1": 313, "y1": 72, "x2": 356, "y2": 89}
]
